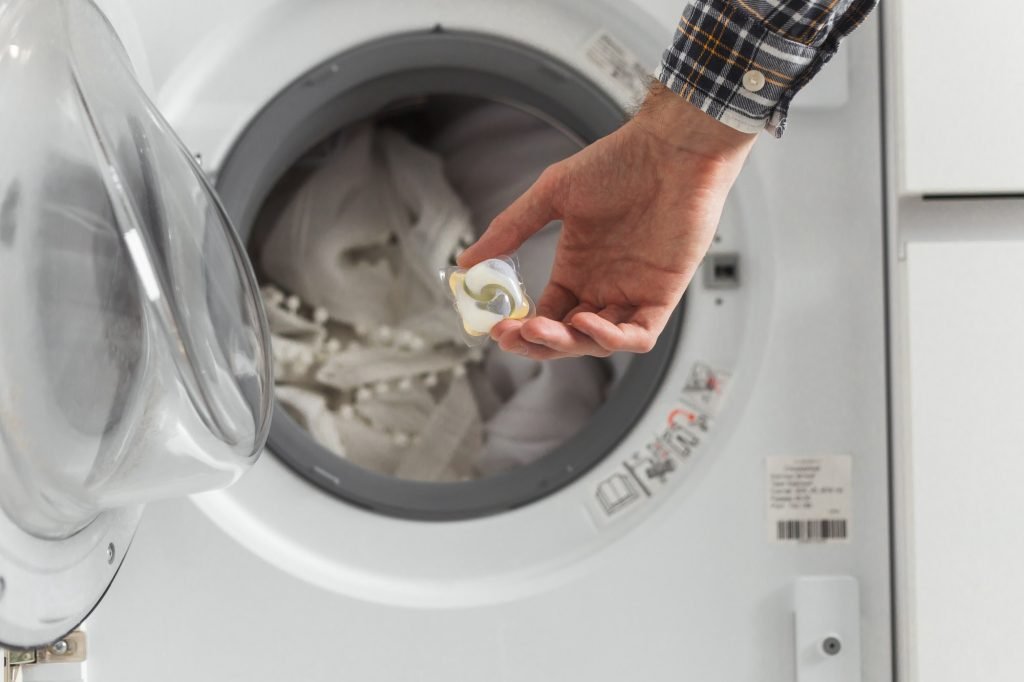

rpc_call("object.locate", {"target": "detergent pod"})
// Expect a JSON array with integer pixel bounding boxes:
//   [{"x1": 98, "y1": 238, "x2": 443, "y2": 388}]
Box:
[{"x1": 441, "y1": 256, "x2": 534, "y2": 344}]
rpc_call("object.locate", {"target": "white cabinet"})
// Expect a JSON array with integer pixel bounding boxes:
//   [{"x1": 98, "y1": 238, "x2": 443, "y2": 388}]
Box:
[
  {"x1": 894, "y1": 0, "x2": 1024, "y2": 194},
  {"x1": 902, "y1": 240, "x2": 1024, "y2": 680}
]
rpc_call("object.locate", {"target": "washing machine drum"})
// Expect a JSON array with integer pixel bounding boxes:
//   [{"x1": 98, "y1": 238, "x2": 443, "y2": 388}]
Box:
[
  {"x1": 0, "y1": 0, "x2": 272, "y2": 648},
  {"x1": 214, "y1": 31, "x2": 682, "y2": 522}
]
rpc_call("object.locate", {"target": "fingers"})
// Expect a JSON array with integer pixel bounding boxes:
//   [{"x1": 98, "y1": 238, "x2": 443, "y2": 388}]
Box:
[
  {"x1": 491, "y1": 320, "x2": 570, "y2": 361},
  {"x1": 489, "y1": 306, "x2": 669, "y2": 360},
  {"x1": 458, "y1": 168, "x2": 561, "y2": 267},
  {"x1": 488, "y1": 317, "x2": 609, "y2": 359},
  {"x1": 570, "y1": 311, "x2": 660, "y2": 354},
  {"x1": 519, "y1": 317, "x2": 611, "y2": 357}
]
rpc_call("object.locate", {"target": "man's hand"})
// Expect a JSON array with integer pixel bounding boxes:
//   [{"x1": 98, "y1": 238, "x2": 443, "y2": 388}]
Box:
[{"x1": 457, "y1": 83, "x2": 757, "y2": 360}]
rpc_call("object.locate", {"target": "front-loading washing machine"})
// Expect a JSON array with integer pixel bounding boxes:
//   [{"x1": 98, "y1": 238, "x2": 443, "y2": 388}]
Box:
[{"x1": 0, "y1": 0, "x2": 891, "y2": 680}]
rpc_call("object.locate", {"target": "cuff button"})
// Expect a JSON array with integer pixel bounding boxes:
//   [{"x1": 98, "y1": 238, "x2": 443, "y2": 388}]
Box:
[{"x1": 742, "y1": 69, "x2": 766, "y2": 93}]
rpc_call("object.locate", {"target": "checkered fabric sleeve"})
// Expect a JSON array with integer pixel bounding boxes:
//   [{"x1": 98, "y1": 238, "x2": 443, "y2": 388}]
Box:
[{"x1": 658, "y1": 0, "x2": 878, "y2": 137}]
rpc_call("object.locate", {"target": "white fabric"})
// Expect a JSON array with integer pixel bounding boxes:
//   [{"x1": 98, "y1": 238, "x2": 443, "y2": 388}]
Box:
[
  {"x1": 432, "y1": 104, "x2": 581, "y2": 231},
  {"x1": 261, "y1": 126, "x2": 466, "y2": 344},
  {"x1": 478, "y1": 357, "x2": 609, "y2": 475},
  {"x1": 260, "y1": 109, "x2": 612, "y2": 481}
]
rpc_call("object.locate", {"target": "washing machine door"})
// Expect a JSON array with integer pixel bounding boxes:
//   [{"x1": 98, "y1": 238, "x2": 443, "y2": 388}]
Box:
[{"x1": 0, "y1": 0, "x2": 273, "y2": 648}]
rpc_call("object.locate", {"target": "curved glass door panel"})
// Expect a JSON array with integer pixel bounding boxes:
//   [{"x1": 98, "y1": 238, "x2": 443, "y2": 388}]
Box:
[{"x1": 0, "y1": 0, "x2": 273, "y2": 539}]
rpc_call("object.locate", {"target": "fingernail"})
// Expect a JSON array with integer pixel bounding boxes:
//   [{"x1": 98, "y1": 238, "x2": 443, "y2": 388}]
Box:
[{"x1": 514, "y1": 345, "x2": 530, "y2": 356}]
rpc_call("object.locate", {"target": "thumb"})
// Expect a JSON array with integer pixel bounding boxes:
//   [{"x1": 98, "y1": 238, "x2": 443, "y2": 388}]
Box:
[{"x1": 458, "y1": 168, "x2": 561, "y2": 267}]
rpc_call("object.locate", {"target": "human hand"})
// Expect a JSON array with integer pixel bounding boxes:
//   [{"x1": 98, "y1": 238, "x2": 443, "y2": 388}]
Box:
[{"x1": 457, "y1": 83, "x2": 757, "y2": 360}]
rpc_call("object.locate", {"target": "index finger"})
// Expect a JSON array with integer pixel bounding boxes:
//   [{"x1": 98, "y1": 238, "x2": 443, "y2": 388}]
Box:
[{"x1": 458, "y1": 169, "x2": 562, "y2": 268}]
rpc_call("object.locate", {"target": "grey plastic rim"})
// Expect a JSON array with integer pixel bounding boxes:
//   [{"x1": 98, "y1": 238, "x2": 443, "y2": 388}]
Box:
[{"x1": 215, "y1": 29, "x2": 683, "y2": 520}]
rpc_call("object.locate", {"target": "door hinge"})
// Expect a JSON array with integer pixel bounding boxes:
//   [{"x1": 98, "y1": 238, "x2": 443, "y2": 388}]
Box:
[{"x1": 2, "y1": 630, "x2": 86, "y2": 682}]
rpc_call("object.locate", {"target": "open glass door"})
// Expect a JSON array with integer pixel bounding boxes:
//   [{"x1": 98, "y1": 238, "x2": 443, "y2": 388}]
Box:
[{"x1": 0, "y1": 0, "x2": 272, "y2": 647}]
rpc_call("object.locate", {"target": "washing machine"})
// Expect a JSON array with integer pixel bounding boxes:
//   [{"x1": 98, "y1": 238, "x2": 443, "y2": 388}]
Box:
[{"x1": 0, "y1": 0, "x2": 891, "y2": 680}]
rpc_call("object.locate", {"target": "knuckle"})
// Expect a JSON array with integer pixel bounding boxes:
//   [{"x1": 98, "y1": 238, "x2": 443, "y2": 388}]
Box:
[
  {"x1": 487, "y1": 213, "x2": 511, "y2": 235},
  {"x1": 519, "y1": 324, "x2": 541, "y2": 343},
  {"x1": 537, "y1": 166, "x2": 562, "y2": 191}
]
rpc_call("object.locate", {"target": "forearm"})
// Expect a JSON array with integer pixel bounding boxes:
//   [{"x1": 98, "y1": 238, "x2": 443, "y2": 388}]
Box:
[{"x1": 632, "y1": 82, "x2": 757, "y2": 168}]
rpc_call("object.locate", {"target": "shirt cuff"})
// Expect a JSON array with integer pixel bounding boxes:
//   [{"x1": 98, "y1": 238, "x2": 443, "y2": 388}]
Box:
[{"x1": 657, "y1": 0, "x2": 821, "y2": 138}]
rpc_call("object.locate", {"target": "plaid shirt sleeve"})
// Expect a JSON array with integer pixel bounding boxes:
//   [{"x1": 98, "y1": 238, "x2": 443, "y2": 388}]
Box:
[{"x1": 657, "y1": 0, "x2": 878, "y2": 138}]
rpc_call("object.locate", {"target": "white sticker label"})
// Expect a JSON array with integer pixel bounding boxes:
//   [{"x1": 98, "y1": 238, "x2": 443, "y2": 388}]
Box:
[
  {"x1": 583, "y1": 31, "x2": 650, "y2": 102},
  {"x1": 766, "y1": 456, "x2": 851, "y2": 544}
]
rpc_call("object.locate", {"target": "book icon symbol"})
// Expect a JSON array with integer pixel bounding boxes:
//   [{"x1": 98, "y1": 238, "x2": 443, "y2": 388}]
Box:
[{"x1": 596, "y1": 473, "x2": 640, "y2": 515}]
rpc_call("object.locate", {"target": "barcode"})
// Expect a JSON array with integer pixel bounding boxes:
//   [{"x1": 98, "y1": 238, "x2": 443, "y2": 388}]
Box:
[{"x1": 776, "y1": 519, "x2": 848, "y2": 541}]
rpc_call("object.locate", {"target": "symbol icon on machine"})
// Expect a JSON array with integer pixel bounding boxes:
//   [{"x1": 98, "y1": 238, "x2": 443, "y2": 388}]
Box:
[
  {"x1": 639, "y1": 452, "x2": 676, "y2": 482},
  {"x1": 668, "y1": 405, "x2": 709, "y2": 433},
  {"x1": 681, "y1": 363, "x2": 729, "y2": 416},
  {"x1": 591, "y1": 362, "x2": 730, "y2": 522},
  {"x1": 658, "y1": 428, "x2": 694, "y2": 460},
  {"x1": 596, "y1": 473, "x2": 641, "y2": 515},
  {"x1": 627, "y1": 449, "x2": 673, "y2": 491}
]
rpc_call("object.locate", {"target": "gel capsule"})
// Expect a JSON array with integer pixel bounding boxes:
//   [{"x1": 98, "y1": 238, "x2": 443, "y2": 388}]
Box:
[{"x1": 442, "y1": 257, "x2": 533, "y2": 341}]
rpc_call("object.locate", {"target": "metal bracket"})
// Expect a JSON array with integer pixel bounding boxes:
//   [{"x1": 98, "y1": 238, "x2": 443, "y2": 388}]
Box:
[{"x1": 3, "y1": 631, "x2": 86, "y2": 682}]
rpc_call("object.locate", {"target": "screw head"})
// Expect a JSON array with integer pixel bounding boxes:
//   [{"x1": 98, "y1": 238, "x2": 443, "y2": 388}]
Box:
[
  {"x1": 822, "y1": 636, "x2": 842, "y2": 656},
  {"x1": 106, "y1": 542, "x2": 116, "y2": 564},
  {"x1": 50, "y1": 640, "x2": 69, "y2": 655}
]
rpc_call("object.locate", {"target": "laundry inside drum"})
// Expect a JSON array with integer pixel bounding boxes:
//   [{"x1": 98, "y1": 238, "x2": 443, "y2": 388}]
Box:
[{"x1": 247, "y1": 97, "x2": 631, "y2": 484}]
